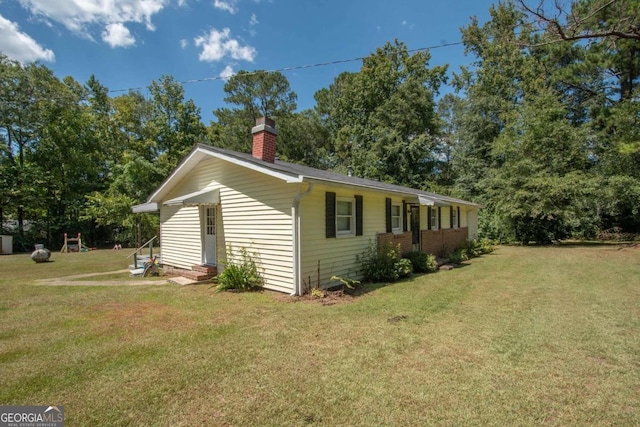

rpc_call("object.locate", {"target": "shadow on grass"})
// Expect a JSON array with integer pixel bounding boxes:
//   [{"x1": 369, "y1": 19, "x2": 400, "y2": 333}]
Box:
[
  {"x1": 510, "y1": 240, "x2": 638, "y2": 249},
  {"x1": 343, "y1": 262, "x2": 471, "y2": 298}
]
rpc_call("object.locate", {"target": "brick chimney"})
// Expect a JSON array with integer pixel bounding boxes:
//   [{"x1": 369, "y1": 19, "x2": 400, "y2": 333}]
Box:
[{"x1": 251, "y1": 117, "x2": 278, "y2": 163}]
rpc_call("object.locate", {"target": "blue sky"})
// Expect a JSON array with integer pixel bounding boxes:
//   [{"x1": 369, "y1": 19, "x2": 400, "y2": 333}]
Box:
[{"x1": 0, "y1": 0, "x2": 497, "y2": 122}]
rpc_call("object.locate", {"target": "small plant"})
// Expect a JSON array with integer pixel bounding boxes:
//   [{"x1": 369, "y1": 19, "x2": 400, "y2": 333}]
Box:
[
  {"x1": 216, "y1": 246, "x2": 263, "y2": 292},
  {"x1": 309, "y1": 287, "x2": 326, "y2": 298},
  {"x1": 405, "y1": 251, "x2": 438, "y2": 273},
  {"x1": 330, "y1": 275, "x2": 361, "y2": 290}
]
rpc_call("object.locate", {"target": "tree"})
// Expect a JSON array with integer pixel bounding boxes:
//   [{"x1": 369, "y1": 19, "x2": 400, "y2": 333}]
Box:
[
  {"x1": 454, "y1": 0, "x2": 640, "y2": 241},
  {"x1": 148, "y1": 75, "x2": 207, "y2": 171},
  {"x1": 315, "y1": 40, "x2": 447, "y2": 188},
  {"x1": 213, "y1": 71, "x2": 297, "y2": 153},
  {"x1": 275, "y1": 110, "x2": 333, "y2": 169},
  {"x1": 435, "y1": 94, "x2": 466, "y2": 188},
  {"x1": 516, "y1": 0, "x2": 640, "y2": 43}
]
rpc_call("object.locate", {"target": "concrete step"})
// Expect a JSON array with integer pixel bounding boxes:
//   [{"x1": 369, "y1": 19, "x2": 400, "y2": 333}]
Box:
[{"x1": 130, "y1": 267, "x2": 145, "y2": 276}]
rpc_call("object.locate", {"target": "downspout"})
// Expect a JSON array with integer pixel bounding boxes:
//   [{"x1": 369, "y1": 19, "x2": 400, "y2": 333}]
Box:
[{"x1": 291, "y1": 182, "x2": 314, "y2": 296}]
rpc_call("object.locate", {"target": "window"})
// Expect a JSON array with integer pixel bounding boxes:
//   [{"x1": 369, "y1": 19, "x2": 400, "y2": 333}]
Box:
[
  {"x1": 451, "y1": 206, "x2": 458, "y2": 229},
  {"x1": 326, "y1": 192, "x2": 363, "y2": 238},
  {"x1": 391, "y1": 204, "x2": 401, "y2": 231},
  {"x1": 206, "y1": 207, "x2": 216, "y2": 235},
  {"x1": 336, "y1": 198, "x2": 355, "y2": 235},
  {"x1": 430, "y1": 207, "x2": 438, "y2": 230}
]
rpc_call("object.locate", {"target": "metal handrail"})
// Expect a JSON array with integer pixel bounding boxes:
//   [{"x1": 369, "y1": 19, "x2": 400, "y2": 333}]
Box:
[
  {"x1": 127, "y1": 236, "x2": 158, "y2": 269},
  {"x1": 127, "y1": 236, "x2": 157, "y2": 259}
]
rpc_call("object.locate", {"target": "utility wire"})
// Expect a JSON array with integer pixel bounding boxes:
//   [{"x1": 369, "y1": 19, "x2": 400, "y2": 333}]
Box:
[{"x1": 108, "y1": 41, "x2": 464, "y2": 94}]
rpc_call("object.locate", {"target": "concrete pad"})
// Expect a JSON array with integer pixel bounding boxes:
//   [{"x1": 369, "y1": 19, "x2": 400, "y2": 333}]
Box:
[{"x1": 168, "y1": 276, "x2": 198, "y2": 285}]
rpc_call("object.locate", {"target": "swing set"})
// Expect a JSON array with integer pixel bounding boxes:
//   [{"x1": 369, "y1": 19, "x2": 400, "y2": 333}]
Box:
[{"x1": 60, "y1": 233, "x2": 95, "y2": 253}]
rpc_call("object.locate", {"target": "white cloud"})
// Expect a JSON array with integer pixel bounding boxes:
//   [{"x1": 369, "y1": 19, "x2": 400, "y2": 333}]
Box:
[
  {"x1": 194, "y1": 27, "x2": 256, "y2": 62},
  {"x1": 219, "y1": 65, "x2": 234, "y2": 79},
  {"x1": 17, "y1": 0, "x2": 166, "y2": 45},
  {"x1": 180, "y1": 38, "x2": 188, "y2": 48},
  {"x1": 213, "y1": 0, "x2": 238, "y2": 14},
  {"x1": 102, "y1": 22, "x2": 135, "y2": 47},
  {"x1": 249, "y1": 13, "x2": 258, "y2": 26},
  {"x1": 0, "y1": 14, "x2": 55, "y2": 63}
]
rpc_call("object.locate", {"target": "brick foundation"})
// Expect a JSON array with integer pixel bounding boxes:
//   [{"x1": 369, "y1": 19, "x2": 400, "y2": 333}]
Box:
[
  {"x1": 162, "y1": 264, "x2": 217, "y2": 282},
  {"x1": 420, "y1": 227, "x2": 469, "y2": 257},
  {"x1": 377, "y1": 228, "x2": 469, "y2": 257},
  {"x1": 376, "y1": 232, "x2": 413, "y2": 256}
]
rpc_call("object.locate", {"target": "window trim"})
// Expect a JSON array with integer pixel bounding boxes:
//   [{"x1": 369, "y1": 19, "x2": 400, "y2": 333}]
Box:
[
  {"x1": 391, "y1": 204, "x2": 402, "y2": 232},
  {"x1": 451, "y1": 206, "x2": 458, "y2": 229},
  {"x1": 336, "y1": 197, "x2": 356, "y2": 237},
  {"x1": 430, "y1": 206, "x2": 439, "y2": 230}
]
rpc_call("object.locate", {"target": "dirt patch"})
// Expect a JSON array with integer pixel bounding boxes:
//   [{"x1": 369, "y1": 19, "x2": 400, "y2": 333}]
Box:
[
  {"x1": 36, "y1": 270, "x2": 169, "y2": 286},
  {"x1": 86, "y1": 301, "x2": 195, "y2": 336},
  {"x1": 272, "y1": 289, "x2": 359, "y2": 306}
]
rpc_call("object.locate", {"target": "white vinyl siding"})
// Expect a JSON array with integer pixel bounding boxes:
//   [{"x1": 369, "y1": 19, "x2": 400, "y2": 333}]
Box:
[
  {"x1": 159, "y1": 157, "x2": 297, "y2": 293},
  {"x1": 441, "y1": 207, "x2": 451, "y2": 229},
  {"x1": 467, "y1": 208, "x2": 478, "y2": 240},
  {"x1": 161, "y1": 205, "x2": 202, "y2": 269},
  {"x1": 460, "y1": 206, "x2": 468, "y2": 228},
  {"x1": 299, "y1": 185, "x2": 387, "y2": 291}
]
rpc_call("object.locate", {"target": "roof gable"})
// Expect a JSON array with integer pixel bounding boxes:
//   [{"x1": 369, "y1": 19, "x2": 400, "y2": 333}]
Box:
[{"x1": 143, "y1": 143, "x2": 479, "y2": 208}]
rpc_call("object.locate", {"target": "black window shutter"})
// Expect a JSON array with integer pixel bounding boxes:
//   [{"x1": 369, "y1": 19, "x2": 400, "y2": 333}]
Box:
[
  {"x1": 450, "y1": 207, "x2": 454, "y2": 229},
  {"x1": 457, "y1": 207, "x2": 461, "y2": 228},
  {"x1": 427, "y1": 207, "x2": 432, "y2": 230},
  {"x1": 355, "y1": 195, "x2": 363, "y2": 236},
  {"x1": 402, "y1": 201, "x2": 408, "y2": 232},
  {"x1": 385, "y1": 198, "x2": 392, "y2": 233},
  {"x1": 438, "y1": 207, "x2": 442, "y2": 229},
  {"x1": 326, "y1": 192, "x2": 336, "y2": 238}
]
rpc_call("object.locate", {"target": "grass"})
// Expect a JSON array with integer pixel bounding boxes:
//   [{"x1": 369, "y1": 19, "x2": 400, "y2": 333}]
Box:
[{"x1": 1, "y1": 244, "x2": 639, "y2": 426}]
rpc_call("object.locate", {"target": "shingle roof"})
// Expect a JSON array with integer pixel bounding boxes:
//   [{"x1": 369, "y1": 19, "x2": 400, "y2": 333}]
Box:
[{"x1": 196, "y1": 143, "x2": 479, "y2": 208}]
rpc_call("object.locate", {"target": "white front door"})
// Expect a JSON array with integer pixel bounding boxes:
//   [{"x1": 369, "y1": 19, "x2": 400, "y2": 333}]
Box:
[{"x1": 203, "y1": 206, "x2": 216, "y2": 265}]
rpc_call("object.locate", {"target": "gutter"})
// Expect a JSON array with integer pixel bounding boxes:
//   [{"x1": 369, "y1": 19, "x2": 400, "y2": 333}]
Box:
[{"x1": 291, "y1": 183, "x2": 314, "y2": 296}]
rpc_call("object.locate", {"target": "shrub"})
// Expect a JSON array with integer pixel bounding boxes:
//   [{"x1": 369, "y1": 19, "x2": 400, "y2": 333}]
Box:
[
  {"x1": 447, "y1": 249, "x2": 465, "y2": 265},
  {"x1": 405, "y1": 251, "x2": 438, "y2": 273},
  {"x1": 216, "y1": 246, "x2": 263, "y2": 292},
  {"x1": 358, "y1": 242, "x2": 400, "y2": 282},
  {"x1": 448, "y1": 239, "x2": 496, "y2": 265},
  {"x1": 358, "y1": 242, "x2": 414, "y2": 282},
  {"x1": 394, "y1": 258, "x2": 414, "y2": 279}
]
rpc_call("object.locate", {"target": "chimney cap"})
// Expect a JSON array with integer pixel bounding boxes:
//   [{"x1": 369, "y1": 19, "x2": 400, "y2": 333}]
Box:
[
  {"x1": 255, "y1": 116, "x2": 275, "y2": 128},
  {"x1": 252, "y1": 116, "x2": 278, "y2": 136}
]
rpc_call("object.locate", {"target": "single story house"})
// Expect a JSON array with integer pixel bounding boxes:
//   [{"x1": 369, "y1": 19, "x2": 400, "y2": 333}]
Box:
[{"x1": 133, "y1": 117, "x2": 480, "y2": 295}]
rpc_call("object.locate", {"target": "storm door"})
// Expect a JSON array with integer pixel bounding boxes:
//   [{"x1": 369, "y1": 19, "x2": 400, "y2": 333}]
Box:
[
  {"x1": 410, "y1": 205, "x2": 421, "y2": 250},
  {"x1": 203, "y1": 206, "x2": 216, "y2": 265}
]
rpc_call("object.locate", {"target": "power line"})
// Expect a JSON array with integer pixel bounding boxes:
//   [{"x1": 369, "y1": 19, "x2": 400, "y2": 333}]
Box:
[{"x1": 108, "y1": 41, "x2": 464, "y2": 94}]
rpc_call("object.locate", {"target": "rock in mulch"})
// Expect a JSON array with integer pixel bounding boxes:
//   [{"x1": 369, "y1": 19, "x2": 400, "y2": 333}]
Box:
[{"x1": 439, "y1": 264, "x2": 456, "y2": 271}]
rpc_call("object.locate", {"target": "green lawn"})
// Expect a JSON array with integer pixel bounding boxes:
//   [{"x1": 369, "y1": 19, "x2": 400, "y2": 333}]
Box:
[{"x1": 1, "y1": 244, "x2": 639, "y2": 426}]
